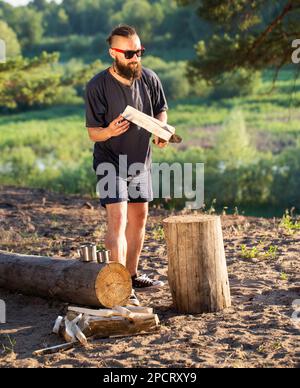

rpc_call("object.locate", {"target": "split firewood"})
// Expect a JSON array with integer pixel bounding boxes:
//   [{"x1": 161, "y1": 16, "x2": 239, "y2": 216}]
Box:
[
  {"x1": 81, "y1": 313, "x2": 160, "y2": 339},
  {"x1": 55, "y1": 304, "x2": 160, "y2": 346},
  {"x1": 63, "y1": 317, "x2": 77, "y2": 343},
  {"x1": 52, "y1": 316, "x2": 63, "y2": 334},
  {"x1": 122, "y1": 105, "x2": 182, "y2": 143},
  {"x1": 68, "y1": 306, "x2": 134, "y2": 319},
  {"x1": 33, "y1": 343, "x2": 75, "y2": 356},
  {"x1": 73, "y1": 324, "x2": 88, "y2": 346},
  {"x1": 112, "y1": 306, "x2": 134, "y2": 319},
  {"x1": 82, "y1": 201, "x2": 94, "y2": 210},
  {"x1": 58, "y1": 314, "x2": 87, "y2": 346},
  {"x1": 124, "y1": 306, "x2": 153, "y2": 314}
]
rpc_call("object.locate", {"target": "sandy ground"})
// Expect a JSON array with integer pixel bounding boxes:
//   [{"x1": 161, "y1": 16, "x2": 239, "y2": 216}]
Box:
[{"x1": 0, "y1": 185, "x2": 299, "y2": 368}]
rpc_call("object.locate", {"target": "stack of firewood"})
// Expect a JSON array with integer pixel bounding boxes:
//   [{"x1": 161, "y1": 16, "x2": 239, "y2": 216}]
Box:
[{"x1": 33, "y1": 305, "x2": 160, "y2": 355}]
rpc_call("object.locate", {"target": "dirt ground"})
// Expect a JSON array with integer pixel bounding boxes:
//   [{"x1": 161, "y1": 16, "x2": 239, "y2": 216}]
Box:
[{"x1": 0, "y1": 185, "x2": 299, "y2": 368}]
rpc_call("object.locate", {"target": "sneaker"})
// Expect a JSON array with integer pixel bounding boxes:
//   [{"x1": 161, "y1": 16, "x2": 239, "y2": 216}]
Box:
[
  {"x1": 132, "y1": 274, "x2": 165, "y2": 291},
  {"x1": 128, "y1": 290, "x2": 140, "y2": 306}
]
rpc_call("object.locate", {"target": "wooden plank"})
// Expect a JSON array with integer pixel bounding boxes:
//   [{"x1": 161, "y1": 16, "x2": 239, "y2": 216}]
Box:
[
  {"x1": 124, "y1": 306, "x2": 153, "y2": 314},
  {"x1": 122, "y1": 105, "x2": 175, "y2": 142},
  {"x1": 68, "y1": 306, "x2": 132, "y2": 319}
]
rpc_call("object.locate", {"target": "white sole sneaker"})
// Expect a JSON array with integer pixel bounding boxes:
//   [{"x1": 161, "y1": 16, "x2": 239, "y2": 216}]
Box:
[
  {"x1": 134, "y1": 280, "x2": 165, "y2": 293},
  {"x1": 128, "y1": 290, "x2": 140, "y2": 306}
]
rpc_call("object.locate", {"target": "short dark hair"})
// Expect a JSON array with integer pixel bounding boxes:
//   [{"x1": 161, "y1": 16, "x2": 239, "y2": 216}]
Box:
[{"x1": 106, "y1": 24, "x2": 137, "y2": 46}]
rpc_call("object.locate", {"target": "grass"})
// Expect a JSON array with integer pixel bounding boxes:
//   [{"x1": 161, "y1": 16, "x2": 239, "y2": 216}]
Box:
[
  {"x1": 280, "y1": 209, "x2": 300, "y2": 234},
  {"x1": 152, "y1": 226, "x2": 165, "y2": 242},
  {"x1": 1, "y1": 335, "x2": 16, "y2": 355},
  {"x1": 280, "y1": 272, "x2": 288, "y2": 281},
  {"x1": 240, "y1": 243, "x2": 279, "y2": 260}
]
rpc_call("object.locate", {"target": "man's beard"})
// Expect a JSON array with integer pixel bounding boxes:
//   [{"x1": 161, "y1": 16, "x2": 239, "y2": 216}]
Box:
[{"x1": 114, "y1": 57, "x2": 142, "y2": 80}]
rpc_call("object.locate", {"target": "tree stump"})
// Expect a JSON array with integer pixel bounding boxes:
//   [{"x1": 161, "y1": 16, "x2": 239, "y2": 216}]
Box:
[
  {"x1": 0, "y1": 251, "x2": 132, "y2": 308},
  {"x1": 163, "y1": 215, "x2": 231, "y2": 314}
]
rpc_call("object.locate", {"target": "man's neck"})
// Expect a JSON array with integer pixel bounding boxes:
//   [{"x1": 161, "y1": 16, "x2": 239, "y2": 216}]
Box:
[{"x1": 109, "y1": 64, "x2": 133, "y2": 87}]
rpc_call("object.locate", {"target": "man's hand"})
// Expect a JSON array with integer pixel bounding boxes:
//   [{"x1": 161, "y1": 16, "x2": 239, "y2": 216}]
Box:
[
  {"x1": 153, "y1": 111, "x2": 169, "y2": 148},
  {"x1": 108, "y1": 114, "x2": 130, "y2": 138},
  {"x1": 153, "y1": 136, "x2": 169, "y2": 148}
]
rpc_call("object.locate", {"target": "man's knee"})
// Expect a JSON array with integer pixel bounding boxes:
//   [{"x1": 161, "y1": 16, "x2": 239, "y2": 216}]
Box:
[
  {"x1": 105, "y1": 234, "x2": 125, "y2": 249},
  {"x1": 128, "y1": 206, "x2": 148, "y2": 229},
  {"x1": 106, "y1": 203, "x2": 127, "y2": 232},
  {"x1": 106, "y1": 221, "x2": 127, "y2": 243}
]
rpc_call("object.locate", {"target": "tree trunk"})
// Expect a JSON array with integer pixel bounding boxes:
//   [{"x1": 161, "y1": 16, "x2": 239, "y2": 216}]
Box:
[
  {"x1": 0, "y1": 251, "x2": 132, "y2": 308},
  {"x1": 163, "y1": 215, "x2": 231, "y2": 314}
]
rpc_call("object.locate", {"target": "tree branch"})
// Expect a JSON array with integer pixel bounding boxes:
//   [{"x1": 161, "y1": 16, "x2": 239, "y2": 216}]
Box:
[{"x1": 250, "y1": 1, "x2": 294, "y2": 52}]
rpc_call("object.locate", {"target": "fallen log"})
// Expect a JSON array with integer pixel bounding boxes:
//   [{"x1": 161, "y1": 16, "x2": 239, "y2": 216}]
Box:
[{"x1": 0, "y1": 250, "x2": 132, "y2": 308}]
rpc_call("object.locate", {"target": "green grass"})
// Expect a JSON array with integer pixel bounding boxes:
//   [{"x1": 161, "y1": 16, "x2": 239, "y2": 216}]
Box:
[
  {"x1": 166, "y1": 69, "x2": 300, "y2": 150},
  {"x1": 0, "y1": 104, "x2": 96, "y2": 195},
  {"x1": 280, "y1": 209, "x2": 300, "y2": 234},
  {"x1": 240, "y1": 243, "x2": 279, "y2": 260}
]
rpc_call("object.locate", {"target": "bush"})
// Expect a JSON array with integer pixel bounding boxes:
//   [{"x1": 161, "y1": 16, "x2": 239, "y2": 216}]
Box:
[
  {"x1": 213, "y1": 108, "x2": 257, "y2": 168},
  {"x1": 0, "y1": 53, "x2": 105, "y2": 110},
  {"x1": 143, "y1": 57, "x2": 191, "y2": 101},
  {"x1": 271, "y1": 147, "x2": 300, "y2": 209},
  {"x1": 161, "y1": 68, "x2": 190, "y2": 100},
  {"x1": 210, "y1": 69, "x2": 262, "y2": 99},
  {"x1": 0, "y1": 146, "x2": 38, "y2": 185},
  {"x1": 28, "y1": 34, "x2": 107, "y2": 59},
  {"x1": 0, "y1": 53, "x2": 62, "y2": 110},
  {"x1": 0, "y1": 20, "x2": 21, "y2": 58}
]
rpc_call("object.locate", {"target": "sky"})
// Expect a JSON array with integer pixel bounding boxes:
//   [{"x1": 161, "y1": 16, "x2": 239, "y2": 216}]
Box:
[
  {"x1": 2, "y1": 0, "x2": 31, "y2": 5},
  {"x1": 2, "y1": 0, "x2": 61, "y2": 6}
]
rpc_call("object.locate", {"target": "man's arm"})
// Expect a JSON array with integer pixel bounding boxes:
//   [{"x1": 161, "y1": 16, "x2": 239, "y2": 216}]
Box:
[
  {"x1": 87, "y1": 115, "x2": 130, "y2": 142},
  {"x1": 154, "y1": 110, "x2": 168, "y2": 148},
  {"x1": 87, "y1": 126, "x2": 112, "y2": 142},
  {"x1": 155, "y1": 110, "x2": 167, "y2": 124}
]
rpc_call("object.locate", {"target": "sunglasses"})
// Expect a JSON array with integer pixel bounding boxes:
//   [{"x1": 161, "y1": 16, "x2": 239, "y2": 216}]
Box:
[{"x1": 111, "y1": 47, "x2": 145, "y2": 59}]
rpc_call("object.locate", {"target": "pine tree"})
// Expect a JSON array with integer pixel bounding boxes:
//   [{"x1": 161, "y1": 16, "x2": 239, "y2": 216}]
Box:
[{"x1": 178, "y1": 0, "x2": 300, "y2": 82}]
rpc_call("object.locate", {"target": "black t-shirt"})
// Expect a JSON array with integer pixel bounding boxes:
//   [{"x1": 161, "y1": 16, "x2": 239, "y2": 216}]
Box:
[{"x1": 85, "y1": 67, "x2": 168, "y2": 174}]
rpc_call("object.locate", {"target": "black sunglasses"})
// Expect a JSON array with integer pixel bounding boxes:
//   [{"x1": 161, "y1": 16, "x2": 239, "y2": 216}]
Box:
[{"x1": 112, "y1": 47, "x2": 145, "y2": 59}]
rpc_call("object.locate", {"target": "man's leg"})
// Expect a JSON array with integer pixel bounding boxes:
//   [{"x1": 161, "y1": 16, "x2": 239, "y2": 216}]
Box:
[
  {"x1": 104, "y1": 202, "x2": 128, "y2": 267},
  {"x1": 125, "y1": 202, "x2": 148, "y2": 276}
]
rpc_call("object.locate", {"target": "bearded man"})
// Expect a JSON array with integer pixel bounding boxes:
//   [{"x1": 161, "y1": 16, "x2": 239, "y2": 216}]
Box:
[{"x1": 85, "y1": 25, "x2": 168, "y2": 304}]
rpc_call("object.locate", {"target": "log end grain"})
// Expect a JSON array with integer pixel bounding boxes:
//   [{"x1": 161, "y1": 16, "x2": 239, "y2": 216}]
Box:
[
  {"x1": 163, "y1": 215, "x2": 218, "y2": 224},
  {"x1": 95, "y1": 262, "x2": 132, "y2": 308}
]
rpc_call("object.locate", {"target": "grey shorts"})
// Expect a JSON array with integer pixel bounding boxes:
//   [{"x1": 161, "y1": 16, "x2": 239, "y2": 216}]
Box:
[{"x1": 96, "y1": 169, "x2": 153, "y2": 208}]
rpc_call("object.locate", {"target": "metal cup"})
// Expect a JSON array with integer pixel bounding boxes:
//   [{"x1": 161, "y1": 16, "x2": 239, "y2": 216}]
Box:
[
  {"x1": 88, "y1": 243, "x2": 97, "y2": 262},
  {"x1": 96, "y1": 250, "x2": 103, "y2": 263},
  {"x1": 79, "y1": 245, "x2": 90, "y2": 262},
  {"x1": 96, "y1": 249, "x2": 110, "y2": 264},
  {"x1": 103, "y1": 250, "x2": 111, "y2": 263}
]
